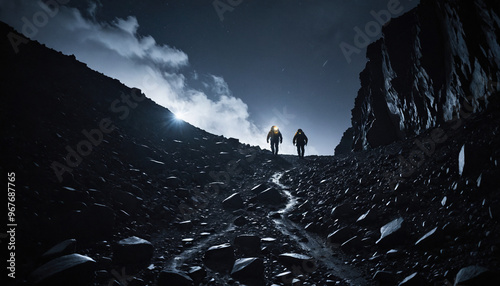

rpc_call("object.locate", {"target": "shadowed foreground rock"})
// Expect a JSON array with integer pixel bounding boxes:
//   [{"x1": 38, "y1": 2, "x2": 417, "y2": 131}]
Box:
[
  {"x1": 113, "y1": 236, "x2": 153, "y2": 266},
  {"x1": 29, "y1": 254, "x2": 96, "y2": 286},
  {"x1": 203, "y1": 243, "x2": 235, "y2": 273},
  {"x1": 157, "y1": 270, "x2": 194, "y2": 286}
]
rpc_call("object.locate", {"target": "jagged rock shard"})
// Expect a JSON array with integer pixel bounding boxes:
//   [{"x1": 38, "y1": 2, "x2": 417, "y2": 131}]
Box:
[
  {"x1": 234, "y1": 234, "x2": 261, "y2": 255},
  {"x1": 327, "y1": 227, "x2": 352, "y2": 245},
  {"x1": 165, "y1": 176, "x2": 182, "y2": 188},
  {"x1": 30, "y1": 253, "x2": 96, "y2": 286},
  {"x1": 203, "y1": 243, "x2": 235, "y2": 272},
  {"x1": 113, "y1": 236, "x2": 153, "y2": 265},
  {"x1": 372, "y1": 270, "x2": 396, "y2": 285},
  {"x1": 157, "y1": 270, "x2": 194, "y2": 286},
  {"x1": 459, "y1": 144, "x2": 465, "y2": 176},
  {"x1": 376, "y1": 217, "x2": 405, "y2": 246},
  {"x1": 188, "y1": 266, "x2": 206, "y2": 285},
  {"x1": 41, "y1": 238, "x2": 77, "y2": 261},
  {"x1": 230, "y1": 257, "x2": 264, "y2": 280},
  {"x1": 415, "y1": 227, "x2": 439, "y2": 248},
  {"x1": 278, "y1": 253, "x2": 316, "y2": 273},
  {"x1": 330, "y1": 203, "x2": 355, "y2": 219},
  {"x1": 251, "y1": 183, "x2": 268, "y2": 194},
  {"x1": 356, "y1": 209, "x2": 378, "y2": 225},
  {"x1": 222, "y1": 193, "x2": 244, "y2": 210},
  {"x1": 454, "y1": 265, "x2": 496, "y2": 286},
  {"x1": 256, "y1": 187, "x2": 286, "y2": 205},
  {"x1": 399, "y1": 272, "x2": 425, "y2": 285}
]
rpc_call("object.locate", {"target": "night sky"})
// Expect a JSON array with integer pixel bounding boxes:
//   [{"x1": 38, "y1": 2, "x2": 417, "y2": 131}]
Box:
[{"x1": 1, "y1": 0, "x2": 419, "y2": 155}]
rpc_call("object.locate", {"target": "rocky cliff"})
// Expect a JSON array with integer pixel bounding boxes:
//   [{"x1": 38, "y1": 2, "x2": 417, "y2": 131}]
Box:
[{"x1": 344, "y1": 0, "x2": 500, "y2": 151}]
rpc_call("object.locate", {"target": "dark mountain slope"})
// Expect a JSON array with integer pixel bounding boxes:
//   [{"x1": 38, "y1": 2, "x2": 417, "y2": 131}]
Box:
[{"x1": 0, "y1": 21, "x2": 291, "y2": 285}]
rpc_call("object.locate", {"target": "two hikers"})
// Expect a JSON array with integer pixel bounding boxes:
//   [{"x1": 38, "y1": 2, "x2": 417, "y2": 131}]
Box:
[{"x1": 267, "y1": 126, "x2": 308, "y2": 157}]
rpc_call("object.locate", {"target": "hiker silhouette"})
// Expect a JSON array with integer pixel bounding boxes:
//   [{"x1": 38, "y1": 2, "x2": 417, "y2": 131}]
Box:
[
  {"x1": 266, "y1": 126, "x2": 283, "y2": 155},
  {"x1": 293, "y1": 128, "x2": 308, "y2": 158}
]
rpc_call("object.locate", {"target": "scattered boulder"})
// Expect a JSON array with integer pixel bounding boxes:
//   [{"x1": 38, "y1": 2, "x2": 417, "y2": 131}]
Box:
[
  {"x1": 330, "y1": 203, "x2": 356, "y2": 220},
  {"x1": 255, "y1": 187, "x2": 286, "y2": 205},
  {"x1": 276, "y1": 271, "x2": 294, "y2": 284},
  {"x1": 165, "y1": 176, "x2": 182, "y2": 188},
  {"x1": 222, "y1": 193, "x2": 244, "y2": 210},
  {"x1": 41, "y1": 239, "x2": 77, "y2": 262},
  {"x1": 203, "y1": 243, "x2": 235, "y2": 272},
  {"x1": 234, "y1": 234, "x2": 261, "y2": 255},
  {"x1": 30, "y1": 254, "x2": 96, "y2": 286},
  {"x1": 230, "y1": 257, "x2": 264, "y2": 281},
  {"x1": 376, "y1": 217, "x2": 406, "y2": 247},
  {"x1": 327, "y1": 227, "x2": 353, "y2": 245},
  {"x1": 251, "y1": 183, "x2": 268, "y2": 194},
  {"x1": 278, "y1": 253, "x2": 316, "y2": 273},
  {"x1": 234, "y1": 215, "x2": 249, "y2": 226},
  {"x1": 113, "y1": 236, "x2": 153, "y2": 266},
  {"x1": 356, "y1": 209, "x2": 378, "y2": 225},
  {"x1": 304, "y1": 221, "x2": 323, "y2": 233},
  {"x1": 340, "y1": 235, "x2": 364, "y2": 252},
  {"x1": 111, "y1": 190, "x2": 141, "y2": 212},
  {"x1": 372, "y1": 270, "x2": 396, "y2": 285},
  {"x1": 298, "y1": 200, "x2": 312, "y2": 211},
  {"x1": 398, "y1": 272, "x2": 426, "y2": 286},
  {"x1": 188, "y1": 266, "x2": 206, "y2": 285},
  {"x1": 454, "y1": 265, "x2": 499, "y2": 285},
  {"x1": 177, "y1": 220, "x2": 194, "y2": 230},
  {"x1": 157, "y1": 270, "x2": 194, "y2": 286},
  {"x1": 415, "y1": 227, "x2": 442, "y2": 249}
]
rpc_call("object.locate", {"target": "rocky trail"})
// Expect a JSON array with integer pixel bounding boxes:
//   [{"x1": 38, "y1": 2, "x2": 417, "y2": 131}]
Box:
[{"x1": 144, "y1": 164, "x2": 371, "y2": 286}]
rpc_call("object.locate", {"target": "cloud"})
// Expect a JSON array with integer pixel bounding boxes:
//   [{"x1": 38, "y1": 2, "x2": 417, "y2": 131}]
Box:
[{"x1": 0, "y1": 0, "x2": 272, "y2": 149}]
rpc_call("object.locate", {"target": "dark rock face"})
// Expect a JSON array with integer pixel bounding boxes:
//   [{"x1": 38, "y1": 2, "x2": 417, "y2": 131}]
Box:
[
  {"x1": 334, "y1": 127, "x2": 353, "y2": 156},
  {"x1": 342, "y1": 0, "x2": 500, "y2": 151}
]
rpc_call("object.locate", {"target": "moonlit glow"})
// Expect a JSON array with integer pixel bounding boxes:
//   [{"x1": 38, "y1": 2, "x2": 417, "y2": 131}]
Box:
[{"x1": 174, "y1": 112, "x2": 185, "y2": 121}]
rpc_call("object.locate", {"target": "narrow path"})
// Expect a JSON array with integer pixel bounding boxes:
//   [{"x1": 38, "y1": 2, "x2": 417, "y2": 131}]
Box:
[
  {"x1": 269, "y1": 170, "x2": 370, "y2": 286},
  {"x1": 156, "y1": 167, "x2": 369, "y2": 285},
  {"x1": 165, "y1": 224, "x2": 236, "y2": 270}
]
